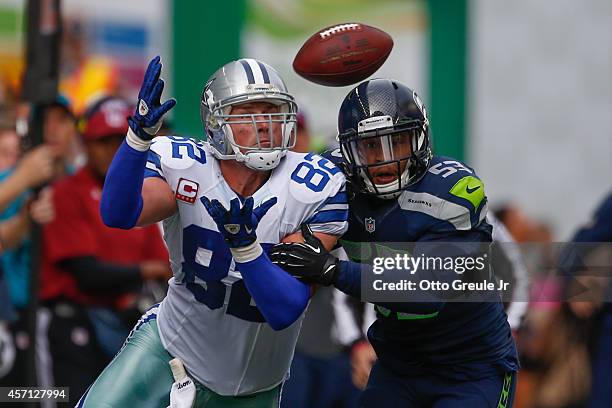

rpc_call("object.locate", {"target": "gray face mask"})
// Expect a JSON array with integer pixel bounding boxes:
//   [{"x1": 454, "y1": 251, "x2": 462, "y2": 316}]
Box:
[{"x1": 201, "y1": 59, "x2": 298, "y2": 171}]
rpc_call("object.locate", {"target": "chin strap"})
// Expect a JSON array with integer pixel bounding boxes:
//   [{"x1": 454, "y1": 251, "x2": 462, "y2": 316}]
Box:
[{"x1": 243, "y1": 152, "x2": 284, "y2": 170}]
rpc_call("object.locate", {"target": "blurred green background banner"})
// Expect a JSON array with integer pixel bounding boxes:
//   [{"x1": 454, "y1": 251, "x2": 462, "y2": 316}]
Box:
[{"x1": 172, "y1": 0, "x2": 245, "y2": 139}]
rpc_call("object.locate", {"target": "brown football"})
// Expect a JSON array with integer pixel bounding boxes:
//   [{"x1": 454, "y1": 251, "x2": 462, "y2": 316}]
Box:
[{"x1": 293, "y1": 22, "x2": 393, "y2": 87}]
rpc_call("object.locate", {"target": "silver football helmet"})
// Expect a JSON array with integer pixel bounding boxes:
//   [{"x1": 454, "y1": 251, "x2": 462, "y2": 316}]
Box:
[{"x1": 201, "y1": 59, "x2": 297, "y2": 171}]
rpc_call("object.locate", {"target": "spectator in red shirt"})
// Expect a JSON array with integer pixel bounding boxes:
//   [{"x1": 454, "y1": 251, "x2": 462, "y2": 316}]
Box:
[{"x1": 39, "y1": 96, "x2": 171, "y2": 401}]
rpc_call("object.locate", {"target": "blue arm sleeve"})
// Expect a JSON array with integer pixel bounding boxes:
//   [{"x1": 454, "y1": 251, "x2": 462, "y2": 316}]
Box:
[
  {"x1": 237, "y1": 251, "x2": 310, "y2": 331},
  {"x1": 336, "y1": 260, "x2": 445, "y2": 315},
  {"x1": 100, "y1": 140, "x2": 146, "y2": 229}
]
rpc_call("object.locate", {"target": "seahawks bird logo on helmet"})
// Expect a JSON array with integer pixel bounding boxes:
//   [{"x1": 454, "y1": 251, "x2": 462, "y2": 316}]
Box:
[{"x1": 337, "y1": 78, "x2": 432, "y2": 199}]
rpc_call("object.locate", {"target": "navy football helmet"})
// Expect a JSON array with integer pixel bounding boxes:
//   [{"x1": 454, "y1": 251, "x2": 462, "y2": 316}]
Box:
[{"x1": 338, "y1": 79, "x2": 432, "y2": 199}]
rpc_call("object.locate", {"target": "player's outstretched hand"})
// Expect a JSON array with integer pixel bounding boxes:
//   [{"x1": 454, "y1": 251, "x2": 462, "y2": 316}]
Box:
[
  {"x1": 128, "y1": 56, "x2": 176, "y2": 141},
  {"x1": 202, "y1": 196, "x2": 277, "y2": 248},
  {"x1": 270, "y1": 224, "x2": 339, "y2": 285}
]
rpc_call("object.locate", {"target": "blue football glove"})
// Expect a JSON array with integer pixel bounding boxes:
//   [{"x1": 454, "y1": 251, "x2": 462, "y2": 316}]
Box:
[
  {"x1": 202, "y1": 196, "x2": 277, "y2": 249},
  {"x1": 128, "y1": 56, "x2": 176, "y2": 141}
]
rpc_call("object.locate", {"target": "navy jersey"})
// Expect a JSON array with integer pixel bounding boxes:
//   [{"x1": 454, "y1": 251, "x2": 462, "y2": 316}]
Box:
[
  {"x1": 573, "y1": 191, "x2": 612, "y2": 243},
  {"x1": 325, "y1": 151, "x2": 519, "y2": 381}
]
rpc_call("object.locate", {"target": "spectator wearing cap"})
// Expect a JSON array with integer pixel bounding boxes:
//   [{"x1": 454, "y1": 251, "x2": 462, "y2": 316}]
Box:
[
  {"x1": 43, "y1": 95, "x2": 82, "y2": 178},
  {"x1": 38, "y1": 96, "x2": 172, "y2": 400}
]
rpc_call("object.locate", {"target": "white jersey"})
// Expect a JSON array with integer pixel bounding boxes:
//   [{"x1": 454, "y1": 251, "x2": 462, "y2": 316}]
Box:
[{"x1": 145, "y1": 136, "x2": 348, "y2": 396}]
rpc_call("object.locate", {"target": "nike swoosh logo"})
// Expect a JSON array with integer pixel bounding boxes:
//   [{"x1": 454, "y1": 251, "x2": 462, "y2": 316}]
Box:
[
  {"x1": 245, "y1": 226, "x2": 253, "y2": 234},
  {"x1": 466, "y1": 185, "x2": 481, "y2": 194},
  {"x1": 303, "y1": 243, "x2": 321, "y2": 254}
]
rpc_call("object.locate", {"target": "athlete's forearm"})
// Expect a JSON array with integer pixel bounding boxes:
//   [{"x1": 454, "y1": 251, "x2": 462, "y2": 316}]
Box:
[
  {"x1": 100, "y1": 138, "x2": 146, "y2": 229},
  {"x1": 237, "y1": 251, "x2": 310, "y2": 331},
  {"x1": 336, "y1": 260, "x2": 445, "y2": 314}
]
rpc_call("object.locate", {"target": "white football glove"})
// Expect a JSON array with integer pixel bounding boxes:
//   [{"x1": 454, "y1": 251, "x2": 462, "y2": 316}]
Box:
[{"x1": 167, "y1": 358, "x2": 196, "y2": 408}]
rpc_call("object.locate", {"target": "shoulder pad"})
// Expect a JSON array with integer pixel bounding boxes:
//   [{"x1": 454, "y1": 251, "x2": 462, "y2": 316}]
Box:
[
  {"x1": 421, "y1": 156, "x2": 485, "y2": 211},
  {"x1": 321, "y1": 148, "x2": 344, "y2": 167},
  {"x1": 405, "y1": 156, "x2": 488, "y2": 232},
  {"x1": 150, "y1": 136, "x2": 208, "y2": 171},
  {"x1": 286, "y1": 152, "x2": 346, "y2": 205}
]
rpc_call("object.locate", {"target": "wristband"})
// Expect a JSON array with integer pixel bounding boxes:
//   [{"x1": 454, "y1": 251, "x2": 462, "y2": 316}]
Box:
[
  {"x1": 230, "y1": 240, "x2": 264, "y2": 264},
  {"x1": 125, "y1": 127, "x2": 153, "y2": 152}
]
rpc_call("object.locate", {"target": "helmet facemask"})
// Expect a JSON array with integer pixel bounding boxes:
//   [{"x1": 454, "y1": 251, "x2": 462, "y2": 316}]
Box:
[
  {"x1": 209, "y1": 95, "x2": 297, "y2": 170},
  {"x1": 340, "y1": 117, "x2": 431, "y2": 199}
]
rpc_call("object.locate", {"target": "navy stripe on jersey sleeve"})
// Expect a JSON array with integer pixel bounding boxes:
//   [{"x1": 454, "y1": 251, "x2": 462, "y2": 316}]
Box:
[
  {"x1": 324, "y1": 190, "x2": 348, "y2": 205},
  {"x1": 144, "y1": 168, "x2": 163, "y2": 179},
  {"x1": 145, "y1": 150, "x2": 165, "y2": 180},
  {"x1": 147, "y1": 149, "x2": 162, "y2": 170},
  {"x1": 308, "y1": 182, "x2": 349, "y2": 236},
  {"x1": 307, "y1": 209, "x2": 349, "y2": 224}
]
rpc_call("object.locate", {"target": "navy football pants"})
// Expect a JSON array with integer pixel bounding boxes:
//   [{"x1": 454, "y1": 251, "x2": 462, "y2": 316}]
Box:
[{"x1": 359, "y1": 362, "x2": 516, "y2": 408}]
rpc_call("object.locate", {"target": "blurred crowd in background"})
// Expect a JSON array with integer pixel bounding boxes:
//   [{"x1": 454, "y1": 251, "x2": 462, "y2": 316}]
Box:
[{"x1": 0, "y1": 3, "x2": 611, "y2": 408}]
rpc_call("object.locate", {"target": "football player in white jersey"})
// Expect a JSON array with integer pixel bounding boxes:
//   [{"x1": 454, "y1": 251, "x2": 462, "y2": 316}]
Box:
[{"x1": 77, "y1": 57, "x2": 348, "y2": 407}]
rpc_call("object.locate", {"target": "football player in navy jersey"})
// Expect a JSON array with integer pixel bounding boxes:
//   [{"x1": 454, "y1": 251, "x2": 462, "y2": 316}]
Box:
[{"x1": 271, "y1": 78, "x2": 519, "y2": 407}]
